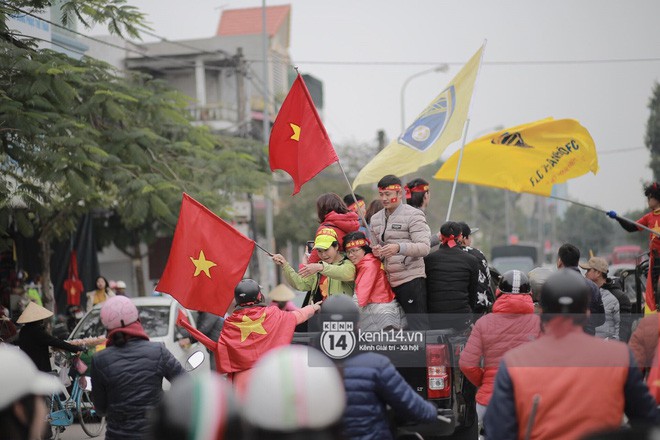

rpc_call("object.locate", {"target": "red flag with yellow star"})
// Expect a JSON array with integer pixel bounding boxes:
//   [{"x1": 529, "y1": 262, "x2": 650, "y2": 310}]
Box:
[
  {"x1": 216, "y1": 305, "x2": 298, "y2": 373},
  {"x1": 156, "y1": 194, "x2": 254, "y2": 316},
  {"x1": 269, "y1": 73, "x2": 338, "y2": 195}
]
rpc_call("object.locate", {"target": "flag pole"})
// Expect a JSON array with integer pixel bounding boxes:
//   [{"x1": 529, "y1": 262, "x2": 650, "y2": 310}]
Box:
[
  {"x1": 337, "y1": 161, "x2": 370, "y2": 232},
  {"x1": 444, "y1": 41, "x2": 486, "y2": 221},
  {"x1": 253, "y1": 241, "x2": 274, "y2": 257},
  {"x1": 547, "y1": 194, "x2": 660, "y2": 238},
  {"x1": 445, "y1": 119, "x2": 471, "y2": 221}
]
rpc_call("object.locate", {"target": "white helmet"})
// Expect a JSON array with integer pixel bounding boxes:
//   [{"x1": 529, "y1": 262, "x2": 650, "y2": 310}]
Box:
[
  {"x1": 0, "y1": 345, "x2": 63, "y2": 410},
  {"x1": 244, "y1": 345, "x2": 346, "y2": 432},
  {"x1": 100, "y1": 296, "x2": 138, "y2": 330}
]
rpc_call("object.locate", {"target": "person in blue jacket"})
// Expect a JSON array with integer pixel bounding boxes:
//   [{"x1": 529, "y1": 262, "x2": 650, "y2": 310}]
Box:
[{"x1": 317, "y1": 295, "x2": 439, "y2": 440}]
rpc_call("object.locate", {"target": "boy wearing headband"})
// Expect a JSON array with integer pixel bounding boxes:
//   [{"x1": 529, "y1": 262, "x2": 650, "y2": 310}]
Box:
[{"x1": 369, "y1": 175, "x2": 431, "y2": 330}]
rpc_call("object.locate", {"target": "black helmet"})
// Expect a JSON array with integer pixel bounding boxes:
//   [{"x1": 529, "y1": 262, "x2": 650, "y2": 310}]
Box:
[
  {"x1": 234, "y1": 279, "x2": 263, "y2": 306},
  {"x1": 539, "y1": 269, "x2": 589, "y2": 316},
  {"x1": 319, "y1": 295, "x2": 359, "y2": 328},
  {"x1": 498, "y1": 270, "x2": 531, "y2": 295}
]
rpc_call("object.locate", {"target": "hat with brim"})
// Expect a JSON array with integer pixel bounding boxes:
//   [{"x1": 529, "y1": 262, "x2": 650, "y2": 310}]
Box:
[
  {"x1": 314, "y1": 227, "x2": 338, "y2": 250},
  {"x1": 579, "y1": 256, "x2": 609, "y2": 274},
  {"x1": 0, "y1": 345, "x2": 64, "y2": 410},
  {"x1": 17, "y1": 301, "x2": 53, "y2": 324},
  {"x1": 269, "y1": 284, "x2": 295, "y2": 302}
]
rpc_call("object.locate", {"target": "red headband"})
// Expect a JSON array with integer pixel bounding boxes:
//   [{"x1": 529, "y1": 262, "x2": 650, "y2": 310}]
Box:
[
  {"x1": 378, "y1": 184, "x2": 402, "y2": 192},
  {"x1": 404, "y1": 184, "x2": 429, "y2": 199},
  {"x1": 345, "y1": 238, "x2": 369, "y2": 250},
  {"x1": 347, "y1": 199, "x2": 366, "y2": 212},
  {"x1": 440, "y1": 234, "x2": 458, "y2": 248}
]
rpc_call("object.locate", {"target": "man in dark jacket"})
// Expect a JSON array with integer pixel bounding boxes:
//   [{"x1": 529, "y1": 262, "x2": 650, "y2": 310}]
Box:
[
  {"x1": 425, "y1": 221, "x2": 480, "y2": 330},
  {"x1": 457, "y1": 222, "x2": 494, "y2": 314},
  {"x1": 91, "y1": 296, "x2": 186, "y2": 440},
  {"x1": 319, "y1": 295, "x2": 439, "y2": 440},
  {"x1": 556, "y1": 243, "x2": 605, "y2": 334}
]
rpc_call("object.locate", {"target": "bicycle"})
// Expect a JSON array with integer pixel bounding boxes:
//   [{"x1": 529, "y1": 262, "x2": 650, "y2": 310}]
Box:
[{"x1": 49, "y1": 350, "x2": 106, "y2": 439}]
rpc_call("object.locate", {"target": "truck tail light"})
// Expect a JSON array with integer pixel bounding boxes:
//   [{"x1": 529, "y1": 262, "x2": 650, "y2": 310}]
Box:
[{"x1": 427, "y1": 344, "x2": 451, "y2": 398}]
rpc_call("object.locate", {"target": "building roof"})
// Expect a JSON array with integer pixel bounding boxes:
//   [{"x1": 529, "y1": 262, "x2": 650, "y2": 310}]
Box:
[{"x1": 217, "y1": 5, "x2": 290, "y2": 37}]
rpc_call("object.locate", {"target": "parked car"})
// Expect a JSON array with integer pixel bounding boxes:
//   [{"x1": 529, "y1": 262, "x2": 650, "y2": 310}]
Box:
[{"x1": 68, "y1": 295, "x2": 211, "y2": 381}]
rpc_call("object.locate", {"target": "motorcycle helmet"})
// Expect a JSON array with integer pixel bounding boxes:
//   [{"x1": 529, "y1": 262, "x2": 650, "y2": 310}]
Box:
[
  {"x1": 234, "y1": 279, "x2": 263, "y2": 306},
  {"x1": 100, "y1": 296, "x2": 139, "y2": 330},
  {"x1": 528, "y1": 267, "x2": 553, "y2": 302},
  {"x1": 539, "y1": 269, "x2": 589, "y2": 318},
  {"x1": 149, "y1": 372, "x2": 243, "y2": 440},
  {"x1": 497, "y1": 270, "x2": 531, "y2": 296},
  {"x1": 243, "y1": 345, "x2": 345, "y2": 437},
  {"x1": 319, "y1": 294, "x2": 360, "y2": 328}
]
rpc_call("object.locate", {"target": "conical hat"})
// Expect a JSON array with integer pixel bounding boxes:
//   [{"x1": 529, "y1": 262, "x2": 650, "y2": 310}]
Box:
[
  {"x1": 268, "y1": 284, "x2": 295, "y2": 302},
  {"x1": 17, "y1": 301, "x2": 53, "y2": 324}
]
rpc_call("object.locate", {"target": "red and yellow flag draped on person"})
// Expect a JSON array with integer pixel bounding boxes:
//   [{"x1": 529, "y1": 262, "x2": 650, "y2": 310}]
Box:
[
  {"x1": 269, "y1": 73, "x2": 338, "y2": 195},
  {"x1": 156, "y1": 194, "x2": 255, "y2": 316},
  {"x1": 177, "y1": 305, "x2": 299, "y2": 373}
]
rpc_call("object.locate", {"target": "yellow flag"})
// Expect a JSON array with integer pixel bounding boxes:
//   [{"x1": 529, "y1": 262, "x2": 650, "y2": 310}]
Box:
[
  {"x1": 433, "y1": 118, "x2": 599, "y2": 196},
  {"x1": 352, "y1": 46, "x2": 484, "y2": 189}
]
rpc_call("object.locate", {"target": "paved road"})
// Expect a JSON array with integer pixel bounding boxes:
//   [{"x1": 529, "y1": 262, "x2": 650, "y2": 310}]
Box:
[{"x1": 56, "y1": 423, "x2": 105, "y2": 440}]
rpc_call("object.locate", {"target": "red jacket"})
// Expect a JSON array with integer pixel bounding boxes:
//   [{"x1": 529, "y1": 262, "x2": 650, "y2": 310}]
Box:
[
  {"x1": 355, "y1": 253, "x2": 395, "y2": 307},
  {"x1": 459, "y1": 294, "x2": 540, "y2": 405},
  {"x1": 309, "y1": 211, "x2": 360, "y2": 263}
]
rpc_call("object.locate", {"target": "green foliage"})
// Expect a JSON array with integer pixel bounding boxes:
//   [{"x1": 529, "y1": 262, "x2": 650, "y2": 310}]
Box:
[
  {"x1": 558, "y1": 203, "x2": 614, "y2": 256},
  {"x1": 646, "y1": 82, "x2": 660, "y2": 181}
]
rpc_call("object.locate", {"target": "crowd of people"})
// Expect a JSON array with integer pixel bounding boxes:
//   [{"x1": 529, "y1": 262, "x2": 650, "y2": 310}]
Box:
[{"x1": 2, "y1": 177, "x2": 660, "y2": 440}]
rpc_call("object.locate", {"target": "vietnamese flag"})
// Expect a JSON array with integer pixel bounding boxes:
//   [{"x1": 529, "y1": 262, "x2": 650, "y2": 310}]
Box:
[
  {"x1": 216, "y1": 305, "x2": 298, "y2": 373},
  {"x1": 156, "y1": 194, "x2": 254, "y2": 316},
  {"x1": 269, "y1": 74, "x2": 338, "y2": 195}
]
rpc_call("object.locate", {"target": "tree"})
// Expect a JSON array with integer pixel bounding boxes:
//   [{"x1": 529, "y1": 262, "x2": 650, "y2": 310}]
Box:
[
  {"x1": 646, "y1": 82, "x2": 660, "y2": 181},
  {"x1": 557, "y1": 204, "x2": 614, "y2": 257},
  {"x1": 0, "y1": 1, "x2": 269, "y2": 305}
]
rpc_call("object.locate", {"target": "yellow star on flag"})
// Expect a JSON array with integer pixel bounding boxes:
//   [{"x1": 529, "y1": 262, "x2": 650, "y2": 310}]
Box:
[
  {"x1": 652, "y1": 221, "x2": 660, "y2": 241},
  {"x1": 229, "y1": 311, "x2": 268, "y2": 342},
  {"x1": 190, "y1": 250, "x2": 217, "y2": 278},
  {"x1": 289, "y1": 123, "x2": 301, "y2": 141}
]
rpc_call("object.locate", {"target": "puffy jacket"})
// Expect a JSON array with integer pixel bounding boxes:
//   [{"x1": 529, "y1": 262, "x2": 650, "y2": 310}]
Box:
[
  {"x1": 630, "y1": 314, "x2": 659, "y2": 370},
  {"x1": 603, "y1": 279, "x2": 633, "y2": 342},
  {"x1": 369, "y1": 204, "x2": 430, "y2": 287},
  {"x1": 459, "y1": 294, "x2": 540, "y2": 405},
  {"x1": 18, "y1": 321, "x2": 81, "y2": 372},
  {"x1": 342, "y1": 352, "x2": 437, "y2": 440},
  {"x1": 425, "y1": 245, "x2": 479, "y2": 314},
  {"x1": 484, "y1": 327, "x2": 659, "y2": 440},
  {"x1": 309, "y1": 211, "x2": 360, "y2": 263},
  {"x1": 354, "y1": 253, "x2": 395, "y2": 307},
  {"x1": 595, "y1": 288, "x2": 620, "y2": 340},
  {"x1": 91, "y1": 338, "x2": 186, "y2": 440},
  {"x1": 282, "y1": 257, "x2": 355, "y2": 306}
]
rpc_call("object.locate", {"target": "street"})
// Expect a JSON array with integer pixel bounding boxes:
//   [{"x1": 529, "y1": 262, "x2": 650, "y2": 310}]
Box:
[{"x1": 57, "y1": 424, "x2": 105, "y2": 440}]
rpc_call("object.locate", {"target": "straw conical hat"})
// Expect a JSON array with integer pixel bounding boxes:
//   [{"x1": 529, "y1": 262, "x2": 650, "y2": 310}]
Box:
[
  {"x1": 17, "y1": 301, "x2": 53, "y2": 324},
  {"x1": 268, "y1": 284, "x2": 295, "y2": 302}
]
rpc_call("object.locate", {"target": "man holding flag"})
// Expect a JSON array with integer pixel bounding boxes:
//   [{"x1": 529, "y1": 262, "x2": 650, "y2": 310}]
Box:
[{"x1": 177, "y1": 279, "x2": 320, "y2": 395}]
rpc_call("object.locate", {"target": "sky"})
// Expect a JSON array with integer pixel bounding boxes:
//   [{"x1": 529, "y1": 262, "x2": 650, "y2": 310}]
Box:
[{"x1": 92, "y1": 0, "x2": 659, "y2": 213}]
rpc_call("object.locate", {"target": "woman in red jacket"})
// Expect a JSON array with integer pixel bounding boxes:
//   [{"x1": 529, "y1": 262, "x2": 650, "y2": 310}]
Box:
[
  {"x1": 343, "y1": 231, "x2": 405, "y2": 331},
  {"x1": 459, "y1": 270, "x2": 541, "y2": 425},
  {"x1": 308, "y1": 193, "x2": 360, "y2": 263}
]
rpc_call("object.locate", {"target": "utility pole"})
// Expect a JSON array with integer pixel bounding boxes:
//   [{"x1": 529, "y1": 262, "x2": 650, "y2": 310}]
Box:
[
  {"x1": 235, "y1": 48, "x2": 248, "y2": 137},
  {"x1": 262, "y1": 0, "x2": 276, "y2": 292}
]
